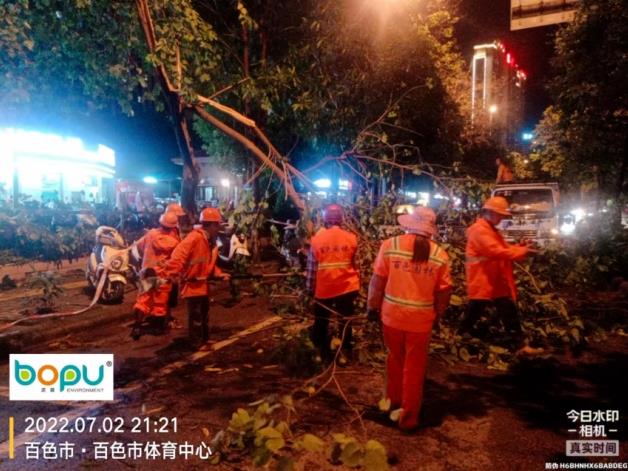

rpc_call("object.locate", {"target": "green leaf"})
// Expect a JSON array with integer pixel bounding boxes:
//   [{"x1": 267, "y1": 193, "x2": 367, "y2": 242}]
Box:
[
  {"x1": 228, "y1": 408, "x2": 251, "y2": 431},
  {"x1": 389, "y1": 408, "x2": 402, "y2": 423},
  {"x1": 488, "y1": 345, "x2": 509, "y2": 355},
  {"x1": 300, "y1": 433, "x2": 325, "y2": 452},
  {"x1": 340, "y1": 440, "x2": 363, "y2": 468},
  {"x1": 378, "y1": 397, "x2": 391, "y2": 412},
  {"x1": 364, "y1": 440, "x2": 389, "y2": 471},
  {"x1": 256, "y1": 426, "x2": 285, "y2": 452},
  {"x1": 459, "y1": 347, "x2": 471, "y2": 362}
]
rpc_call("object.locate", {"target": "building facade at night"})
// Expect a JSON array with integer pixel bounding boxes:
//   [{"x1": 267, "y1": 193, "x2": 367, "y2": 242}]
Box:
[
  {"x1": 471, "y1": 41, "x2": 527, "y2": 148},
  {"x1": 0, "y1": 128, "x2": 116, "y2": 205}
]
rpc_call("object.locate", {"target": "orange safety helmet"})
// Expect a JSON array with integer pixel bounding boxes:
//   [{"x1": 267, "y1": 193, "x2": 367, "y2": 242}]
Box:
[
  {"x1": 199, "y1": 207, "x2": 223, "y2": 223},
  {"x1": 323, "y1": 204, "x2": 344, "y2": 225},
  {"x1": 165, "y1": 203, "x2": 186, "y2": 217},
  {"x1": 482, "y1": 196, "x2": 511, "y2": 216},
  {"x1": 159, "y1": 212, "x2": 179, "y2": 228}
]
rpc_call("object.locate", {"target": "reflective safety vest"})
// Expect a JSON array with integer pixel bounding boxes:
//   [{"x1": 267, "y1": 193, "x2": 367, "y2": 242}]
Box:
[
  {"x1": 164, "y1": 229, "x2": 223, "y2": 298},
  {"x1": 311, "y1": 226, "x2": 360, "y2": 299},
  {"x1": 373, "y1": 234, "x2": 452, "y2": 333},
  {"x1": 465, "y1": 218, "x2": 528, "y2": 301},
  {"x1": 136, "y1": 228, "x2": 180, "y2": 276}
]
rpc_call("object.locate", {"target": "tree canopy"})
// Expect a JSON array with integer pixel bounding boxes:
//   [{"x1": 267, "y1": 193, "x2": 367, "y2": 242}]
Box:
[
  {"x1": 532, "y1": 0, "x2": 627, "y2": 198},
  {"x1": 1, "y1": 0, "x2": 475, "y2": 209}
]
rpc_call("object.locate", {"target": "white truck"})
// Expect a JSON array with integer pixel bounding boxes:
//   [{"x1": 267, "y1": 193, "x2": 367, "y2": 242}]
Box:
[{"x1": 491, "y1": 182, "x2": 561, "y2": 243}]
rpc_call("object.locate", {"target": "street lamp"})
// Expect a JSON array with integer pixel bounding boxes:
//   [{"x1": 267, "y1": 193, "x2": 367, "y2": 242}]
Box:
[
  {"x1": 143, "y1": 176, "x2": 157, "y2": 184},
  {"x1": 488, "y1": 105, "x2": 498, "y2": 136},
  {"x1": 220, "y1": 178, "x2": 230, "y2": 188}
]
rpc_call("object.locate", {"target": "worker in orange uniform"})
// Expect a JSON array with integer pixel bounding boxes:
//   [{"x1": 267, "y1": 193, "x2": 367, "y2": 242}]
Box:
[
  {"x1": 463, "y1": 196, "x2": 538, "y2": 353},
  {"x1": 367, "y1": 207, "x2": 452, "y2": 432},
  {"x1": 165, "y1": 202, "x2": 191, "y2": 237},
  {"x1": 163, "y1": 203, "x2": 187, "y2": 318},
  {"x1": 165, "y1": 203, "x2": 186, "y2": 223},
  {"x1": 307, "y1": 204, "x2": 360, "y2": 363},
  {"x1": 131, "y1": 211, "x2": 181, "y2": 340},
  {"x1": 495, "y1": 156, "x2": 514, "y2": 184},
  {"x1": 164, "y1": 207, "x2": 229, "y2": 348}
]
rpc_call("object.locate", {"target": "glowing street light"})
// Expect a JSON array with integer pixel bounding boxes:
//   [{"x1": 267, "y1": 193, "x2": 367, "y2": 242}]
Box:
[
  {"x1": 314, "y1": 178, "x2": 331, "y2": 189},
  {"x1": 488, "y1": 105, "x2": 498, "y2": 136},
  {"x1": 220, "y1": 178, "x2": 230, "y2": 188},
  {"x1": 143, "y1": 176, "x2": 158, "y2": 184}
]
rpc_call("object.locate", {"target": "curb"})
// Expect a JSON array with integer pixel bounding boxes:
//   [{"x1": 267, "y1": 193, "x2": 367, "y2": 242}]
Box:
[{"x1": 0, "y1": 303, "x2": 132, "y2": 360}]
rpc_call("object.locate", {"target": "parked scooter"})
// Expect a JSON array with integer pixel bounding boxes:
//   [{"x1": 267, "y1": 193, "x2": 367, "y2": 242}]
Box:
[
  {"x1": 86, "y1": 226, "x2": 131, "y2": 304},
  {"x1": 216, "y1": 230, "x2": 251, "y2": 270}
]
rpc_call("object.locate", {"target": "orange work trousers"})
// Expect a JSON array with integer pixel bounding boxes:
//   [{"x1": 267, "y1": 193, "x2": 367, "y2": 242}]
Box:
[
  {"x1": 134, "y1": 283, "x2": 172, "y2": 318},
  {"x1": 383, "y1": 324, "x2": 431, "y2": 430}
]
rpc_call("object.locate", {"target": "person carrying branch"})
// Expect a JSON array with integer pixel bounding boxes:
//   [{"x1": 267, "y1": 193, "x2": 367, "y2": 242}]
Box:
[
  {"x1": 307, "y1": 204, "x2": 360, "y2": 364},
  {"x1": 367, "y1": 206, "x2": 452, "y2": 432},
  {"x1": 164, "y1": 207, "x2": 230, "y2": 349},
  {"x1": 463, "y1": 196, "x2": 541, "y2": 355},
  {"x1": 131, "y1": 211, "x2": 181, "y2": 340}
]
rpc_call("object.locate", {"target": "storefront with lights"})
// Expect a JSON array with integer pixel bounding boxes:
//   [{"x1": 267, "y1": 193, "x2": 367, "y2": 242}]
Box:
[{"x1": 0, "y1": 128, "x2": 116, "y2": 205}]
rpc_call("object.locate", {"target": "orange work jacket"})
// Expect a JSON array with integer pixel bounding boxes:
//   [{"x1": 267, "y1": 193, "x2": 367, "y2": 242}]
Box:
[
  {"x1": 136, "y1": 228, "x2": 180, "y2": 275},
  {"x1": 373, "y1": 234, "x2": 451, "y2": 333},
  {"x1": 164, "y1": 229, "x2": 223, "y2": 298},
  {"x1": 496, "y1": 164, "x2": 514, "y2": 183},
  {"x1": 465, "y1": 218, "x2": 528, "y2": 301},
  {"x1": 310, "y1": 226, "x2": 360, "y2": 299}
]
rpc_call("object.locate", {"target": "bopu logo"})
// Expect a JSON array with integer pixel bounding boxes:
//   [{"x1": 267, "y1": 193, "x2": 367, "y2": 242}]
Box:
[{"x1": 10, "y1": 354, "x2": 114, "y2": 401}]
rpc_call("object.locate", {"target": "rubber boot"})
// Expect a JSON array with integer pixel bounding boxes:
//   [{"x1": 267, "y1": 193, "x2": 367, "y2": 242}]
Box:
[
  {"x1": 131, "y1": 309, "x2": 143, "y2": 341},
  {"x1": 188, "y1": 310, "x2": 204, "y2": 349}
]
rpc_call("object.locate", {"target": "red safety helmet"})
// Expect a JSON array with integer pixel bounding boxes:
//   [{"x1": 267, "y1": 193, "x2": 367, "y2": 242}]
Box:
[
  {"x1": 165, "y1": 203, "x2": 186, "y2": 217},
  {"x1": 159, "y1": 212, "x2": 179, "y2": 229},
  {"x1": 323, "y1": 204, "x2": 344, "y2": 225},
  {"x1": 199, "y1": 207, "x2": 223, "y2": 223}
]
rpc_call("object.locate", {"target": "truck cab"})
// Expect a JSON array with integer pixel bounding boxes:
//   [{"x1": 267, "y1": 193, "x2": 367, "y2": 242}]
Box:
[{"x1": 491, "y1": 182, "x2": 560, "y2": 243}]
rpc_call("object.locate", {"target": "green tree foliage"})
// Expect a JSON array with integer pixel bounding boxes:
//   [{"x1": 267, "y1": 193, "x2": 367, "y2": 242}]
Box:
[
  {"x1": 1, "y1": 0, "x2": 474, "y2": 203},
  {"x1": 183, "y1": 0, "x2": 472, "y2": 175},
  {"x1": 0, "y1": 0, "x2": 219, "y2": 119},
  {"x1": 534, "y1": 0, "x2": 627, "y2": 198}
]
